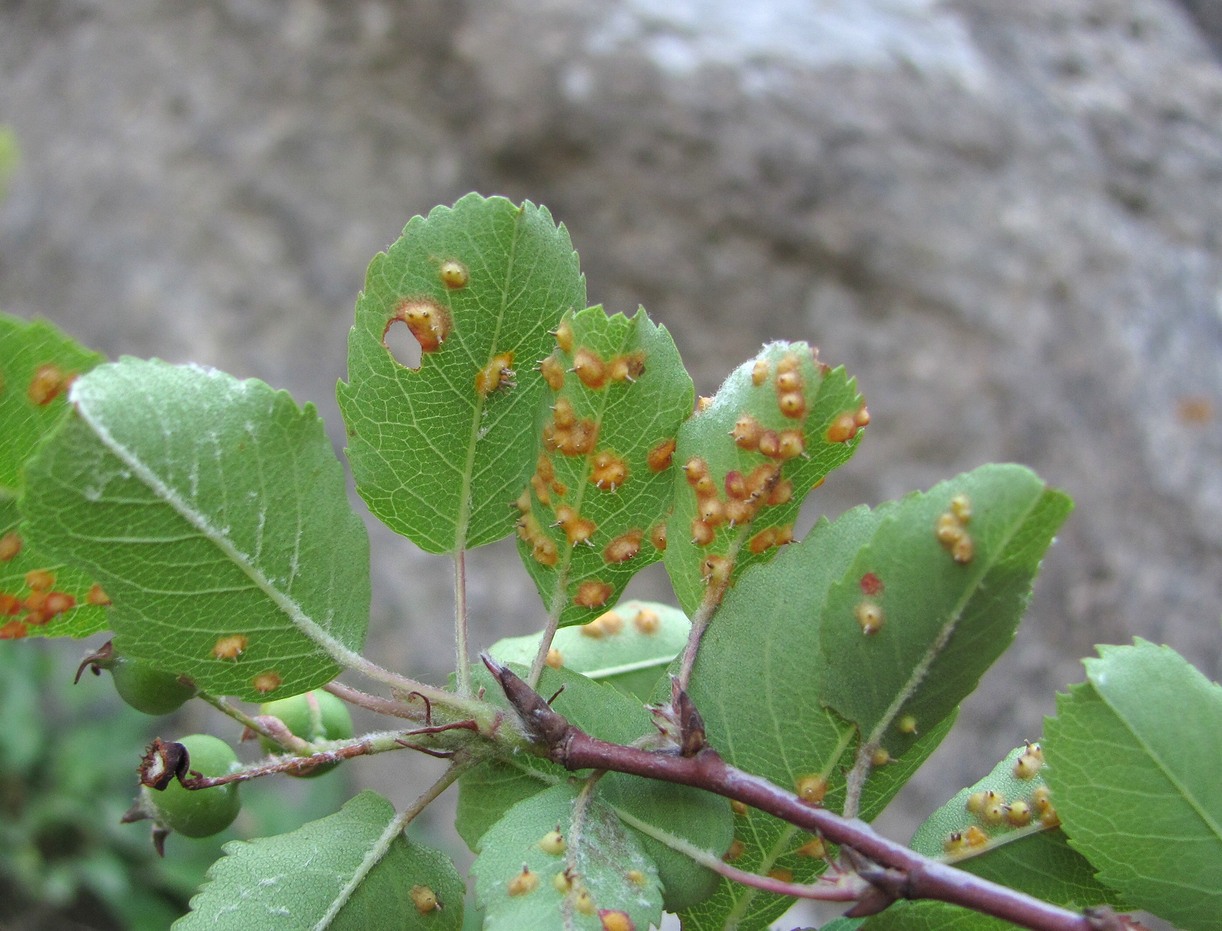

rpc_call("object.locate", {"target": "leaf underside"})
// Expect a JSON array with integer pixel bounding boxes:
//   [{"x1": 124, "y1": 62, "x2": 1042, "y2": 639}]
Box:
[
  {"x1": 177, "y1": 791, "x2": 464, "y2": 931},
  {"x1": 1045, "y1": 640, "x2": 1222, "y2": 931},
  {"x1": 21, "y1": 359, "x2": 370, "y2": 700}
]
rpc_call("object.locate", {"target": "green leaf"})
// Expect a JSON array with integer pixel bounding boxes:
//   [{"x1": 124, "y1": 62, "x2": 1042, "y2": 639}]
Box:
[
  {"x1": 0, "y1": 314, "x2": 109, "y2": 638},
  {"x1": 21, "y1": 359, "x2": 370, "y2": 700},
  {"x1": 1044, "y1": 639, "x2": 1222, "y2": 930},
  {"x1": 909, "y1": 745, "x2": 1126, "y2": 911},
  {"x1": 820, "y1": 464, "x2": 1072, "y2": 757},
  {"x1": 177, "y1": 791, "x2": 464, "y2": 930},
  {"x1": 338, "y1": 194, "x2": 586, "y2": 554},
  {"x1": 663, "y1": 342, "x2": 864, "y2": 615},
  {"x1": 675, "y1": 505, "x2": 955, "y2": 931},
  {"x1": 457, "y1": 662, "x2": 733, "y2": 912},
  {"x1": 0, "y1": 496, "x2": 107, "y2": 639},
  {"x1": 0, "y1": 312, "x2": 105, "y2": 495},
  {"x1": 514, "y1": 306, "x2": 693, "y2": 624},
  {"x1": 472, "y1": 783, "x2": 663, "y2": 931},
  {"x1": 488, "y1": 599, "x2": 690, "y2": 700},
  {"x1": 857, "y1": 900, "x2": 1012, "y2": 931}
]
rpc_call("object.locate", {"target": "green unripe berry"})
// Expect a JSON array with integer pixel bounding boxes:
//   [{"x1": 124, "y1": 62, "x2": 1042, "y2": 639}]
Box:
[
  {"x1": 111, "y1": 657, "x2": 197, "y2": 715},
  {"x1": 146, "y1": 734, "x2": 240, "y2": 838},
  {"x1": 75, "y1": 641, "x2": 195, "y2": 715},
  {"x1": 258, "y1": 689, "x2": 353, "y2": 777}
]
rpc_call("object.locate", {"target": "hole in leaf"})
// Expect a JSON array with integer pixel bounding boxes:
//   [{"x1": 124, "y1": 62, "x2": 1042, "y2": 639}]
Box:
[{"x1": 383, "y1": 319, "x2": 423, "y2": 370}]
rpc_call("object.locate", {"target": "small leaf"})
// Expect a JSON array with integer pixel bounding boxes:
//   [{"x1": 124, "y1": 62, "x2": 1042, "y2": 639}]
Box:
[
  {"x1": 177, "y1": 791, "x2": 464, "y2": 930},
  {"x1": 22, "y1": 359, "x2": 369, "y2": 700},
  {"x1": 338, "y1": 194, "x2": 586, "y2": 554},
  {"x1": 664, "y1": 342, "x2": 864, "y2": 616},
  {"x1": 1045, "y1": 640, "x2": 1222, "y2": 930},
  {"x1": 820, "y1": 464, "x2": 1072, "y2": 757},
  {"x1": 472, "y1": 783, "x2": 663, "y2": 931},
  {"x1": 909, "y1": 745, "x2": 1125, "y2": 910},
  {"x1": 514, "y1": 306, "x2": 693, "y2": 625},
  {"x1": 488, "y1": 599, "x2": 689, "y2": 700}
]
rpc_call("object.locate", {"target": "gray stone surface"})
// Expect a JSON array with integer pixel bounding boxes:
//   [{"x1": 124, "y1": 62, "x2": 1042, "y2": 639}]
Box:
[{"x1": 2, "y1": 0, "x2": 1220, "y2": 885}]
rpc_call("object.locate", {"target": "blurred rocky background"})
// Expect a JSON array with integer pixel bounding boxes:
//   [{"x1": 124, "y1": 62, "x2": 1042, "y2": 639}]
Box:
[{"x1": 1, "y1": 0, "x2": 1220, "y2": 924}]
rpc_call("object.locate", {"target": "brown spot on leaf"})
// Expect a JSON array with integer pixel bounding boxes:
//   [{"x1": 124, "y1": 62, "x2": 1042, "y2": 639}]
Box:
[
  {"x1": 252, "y1": 671, "x2": 282, "y2": 694},
  {"x1": 212, "y1": 634, "x2": 248, "y2": 661},
  {"x1": 438, "y1": 259, "x2": 469, "y2": 289},
  {"x1": 574, "y1": 579, "x2": 613, "y2": 609}
]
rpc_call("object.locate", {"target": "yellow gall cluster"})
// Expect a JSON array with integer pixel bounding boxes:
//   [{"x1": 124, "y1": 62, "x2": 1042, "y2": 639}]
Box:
[
  {"x1": 553, "y1": 319, "x2": 574, "y2": 353},
  {"x1": 28, "y1": 363, "x2": 75, "y2": 406},
  {"x1": 603, "y1": 529, "x2": 643, "y2": 564},
  {"x1": 589, "y1": 450, "x2": 628, "y2": 490},
  {"x1": 599, "y1": 910, "x2": 635, "y2": 931},
  {"x1": 574, "y1": 579, "x2": 614, "y2": 610},
  {"x1": 935, "y1": 493, "x2": 974, "y2": 564},
  {"x1": 438, "y1": 259, "x2": 469, "y2": 289},
  {"x1": 795, "y1": 836, "x2": 827, "y2": 859},
  {"x1": 516, "y1": 511, "x2": 559, "y2": 567},
  {"x1": 539, "y1": 353, "x2": 566, "y2": 391},
  {"x1": 722, "y1": 839, "x2": 745, "y2": 862},
  {"x1": 0, "y1": 567, "x2": 82, "y2": 637},
  {"x1": 252, "y1": 670, "x2": 282, "y2": 694},
  {"x1": 507, "y1": 867, "x2": 539, "y2": 897},
  {"x1": 1014, "y1": 742, "x2": 1044, "y2": 779},
  {"x1": 646, "y1": 437, "x2": 676, "y2": 472},
  {"x1": 751, "y1": 358, "x2": 770, "y2": 386},
  {"x1": 475, "y1": 351, "x2": 515, "y2": 398},
  {"x1": 608, "y1": 351, "x2": 646, "y2": 384},
  {"x1": 528, "y1": 453, "x2": 566, "y2": 508},
  {"x1": 774, "y1": 353, "x2": 807, "y2": 420},
  {"x1": 826, "y1": 406, "x2": 870, "y2": 443},
  {"x1": 731, "y1": 415, "x2": 805, "y2": 462},
  {"x1": 570, "y1": 346, "x2": 647, "y2": 390},
  {"x1": 572, "y1": 347, "x2": 607, "y2": 389},
  {"x1": 391, "y1": 298, "x2": 450, "y2": 354},
  {"x1": 795, "y1": 773, "x2": 828, "y2": 805},
  {"x1": 573, "y1": 888, "x2": 596, "y2": 915},
  {"x1": 410, "y1": 885, "x2": 439, "y2": 914},
  {"x1": 581, "y1": 609, "x2": 624, "y2": 638},
  {"x1": 543, "y1": 399, "x2": 599, "y2": 457},
  {"x1": 648, "y1": 522, "x2": 667, "y2": 552},
  {"x1": 546, "y1": 647, "x2": 563, "y2": 668},
  {"x1": 212, "y1": 634, "x2": 248, "y2": 661},
  {"x1": 855, "y1": 600, "x2": 884, "y2": 635},
  {"x1": 964, "y1": 780, "x2": 1057, "y2": 836},
  {"x1": 554, "y1": 505, "x2": 596, "y2": 546},
  {"x1": 539, "y1": 829, "x2": 566, "y2": 855},
  {"x1": 632, "y1": 606, "x2": 660, "y2": 634},
  {"x1": 0, "y1": 532, "x2": 22, "y2": 562}
]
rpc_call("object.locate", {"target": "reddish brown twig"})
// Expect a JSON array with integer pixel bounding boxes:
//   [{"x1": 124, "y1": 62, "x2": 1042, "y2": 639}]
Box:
[{"x1": 482, "y1": 654, "x2": 1134, "y2": 931}]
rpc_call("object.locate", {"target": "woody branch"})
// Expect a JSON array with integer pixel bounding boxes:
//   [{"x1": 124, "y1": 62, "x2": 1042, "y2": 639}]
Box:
[{"x1": 482, "y1": 655, "x2": 1133, "y2": 931}]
